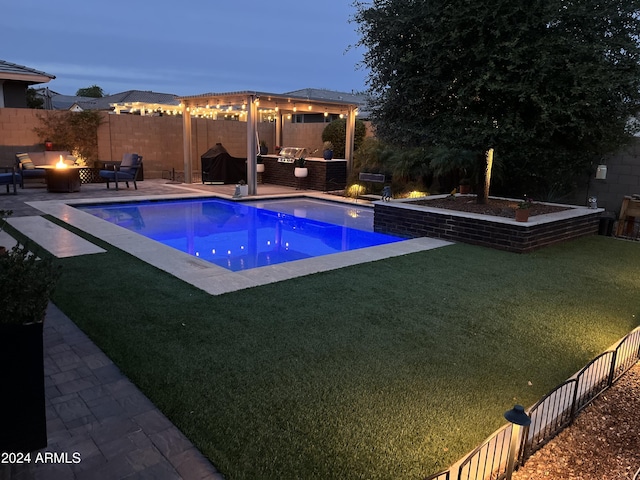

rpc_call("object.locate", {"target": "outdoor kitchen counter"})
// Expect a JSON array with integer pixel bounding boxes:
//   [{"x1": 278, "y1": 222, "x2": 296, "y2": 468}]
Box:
[{"x1": 260, "y1": 155, "x2": 347, "y2": 191}]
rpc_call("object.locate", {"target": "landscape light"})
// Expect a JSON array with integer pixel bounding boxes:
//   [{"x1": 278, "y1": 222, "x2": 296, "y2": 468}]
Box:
[{"x1": 504, "y1": 405, "x2": 531, "y2": 480}]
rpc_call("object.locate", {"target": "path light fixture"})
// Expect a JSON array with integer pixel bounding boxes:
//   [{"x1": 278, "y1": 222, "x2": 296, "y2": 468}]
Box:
[{"x1": 504, "y1": 404, "x2": 531, "y2": 480}]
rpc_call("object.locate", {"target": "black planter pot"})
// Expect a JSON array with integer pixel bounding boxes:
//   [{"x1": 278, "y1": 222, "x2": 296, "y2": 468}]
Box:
[
  {"x1": 0, "y1": 322, "x2": 47, "y2": 452},
  {"x1": 323, "y1": 149, "x2": 334, "y2": 160}
]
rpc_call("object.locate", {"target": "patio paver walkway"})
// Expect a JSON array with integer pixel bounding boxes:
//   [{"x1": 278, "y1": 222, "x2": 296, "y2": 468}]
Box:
[{"x1": 0, "y1": 303, "x2": 224, "y2": 480}]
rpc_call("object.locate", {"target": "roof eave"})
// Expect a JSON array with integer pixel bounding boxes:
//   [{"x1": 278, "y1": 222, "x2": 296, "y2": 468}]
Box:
[{"x1": 1, "y1": 72, "x2": 55, "y2": 84}]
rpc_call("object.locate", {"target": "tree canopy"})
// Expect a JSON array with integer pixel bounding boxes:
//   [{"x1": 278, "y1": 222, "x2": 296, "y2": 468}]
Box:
[
  {"x1": 26, "y1": 88, "x2": 43, "y2": 109},
  {"x1": 75, "y1": 85, "x2": 104, "y2": 98},
  {"x1": 353, "y1": 0, "x2": 640, "y2": 197}
]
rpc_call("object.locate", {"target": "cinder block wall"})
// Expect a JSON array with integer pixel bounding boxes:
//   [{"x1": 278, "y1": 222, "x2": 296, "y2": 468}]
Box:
[
  {"x1": 0, "y1": 109, "x2": 369, "y2": 179},
  {"x1": 0, "y1": 108, "x2": 49, "y2": 154},
  {"x1": 284, "y1": 124, "x2": 328, "y2": 155}
]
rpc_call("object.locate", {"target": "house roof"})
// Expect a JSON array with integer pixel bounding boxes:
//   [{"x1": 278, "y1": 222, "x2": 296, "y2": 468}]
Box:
[
  {"x1": 0, "y1": 60, "x2": 55, "y2": 84},
  {"x1": 104, "y1": 90, "x2": 178, "y2": 105},
  {"x1": 284, "y1": 88, "x2": 371, "y2": 118},
  {"x1": 284, "y1": 88, "x2": 367, "y2": 104},
  {"x1": 35, "y1": 89, "x2": 180, "y2": 111}
]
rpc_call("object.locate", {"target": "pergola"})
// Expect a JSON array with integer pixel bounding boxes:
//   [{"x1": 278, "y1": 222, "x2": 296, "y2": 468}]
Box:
[{"x1": 178, "y1": 91, "x2": 360, "y2": 195}]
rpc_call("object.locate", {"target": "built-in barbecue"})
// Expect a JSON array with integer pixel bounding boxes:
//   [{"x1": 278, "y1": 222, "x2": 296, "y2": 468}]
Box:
[{"x1": 277, "y1": 147, "x2": 309, "y2": 163}]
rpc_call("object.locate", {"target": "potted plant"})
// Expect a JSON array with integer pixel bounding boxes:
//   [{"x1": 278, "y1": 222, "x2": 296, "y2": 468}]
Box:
[
  {"x1": 234, "y1": 179, "x2": 249, "y2": 197},
  {"x1": 0, "y1": 243, "x2": 60, "y2": 452},
  {"x1": 458, "y1": 178, "x2": 472, "y2": 194},
  {"x1": 294, "y1": 157, "x2": 308, "y2": 178},
  {"x1": 322, "y1": 141, "x2": 334, "y2": 160},
  {"x1": 515, "y1": 199, "x2": 533, "y2": 222},
  {"x1": 259, "y1": 140, "x2": 268, "y2": 155},
  {"x1": 256, "y1": 154, "x2": 265, "y2": 174}
]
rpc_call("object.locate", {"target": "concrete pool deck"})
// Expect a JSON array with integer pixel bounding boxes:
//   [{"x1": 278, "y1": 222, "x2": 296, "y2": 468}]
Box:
[{"x1": 8, "y1": 179, "x2": 452, "y2": 295}]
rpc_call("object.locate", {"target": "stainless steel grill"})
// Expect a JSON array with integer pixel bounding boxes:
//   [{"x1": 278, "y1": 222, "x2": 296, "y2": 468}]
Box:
[{"x1": 277, "y1": 147, "x2": 308, "y2": 163}]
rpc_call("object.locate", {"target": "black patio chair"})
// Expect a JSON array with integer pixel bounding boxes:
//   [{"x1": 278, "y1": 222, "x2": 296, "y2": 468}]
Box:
[
  {"x1": 99, "y1": 154, "x2": 143, "y2": 190},
  {"x1": 0, "y1": 166, "x2": 21, "y2": 195}
]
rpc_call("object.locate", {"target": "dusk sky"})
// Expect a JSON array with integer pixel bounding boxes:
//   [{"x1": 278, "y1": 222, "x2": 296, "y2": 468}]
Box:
[{"x1": 1, "y1": 0, "x2": 369, "y2": 97}]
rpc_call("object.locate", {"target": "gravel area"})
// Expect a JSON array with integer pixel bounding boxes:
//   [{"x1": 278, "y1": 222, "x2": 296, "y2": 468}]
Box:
[{"x1": 513, "y1": 361, "x2": 640, "y2": 480}]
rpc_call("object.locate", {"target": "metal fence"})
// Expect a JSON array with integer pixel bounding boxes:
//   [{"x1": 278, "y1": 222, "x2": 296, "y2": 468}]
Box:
[
  {"x1": 424, "y1": 327, "x2": 640, "y2": 480},
  {"x1": 161, "y1": 169, "x2": 202, "y2": 184}
]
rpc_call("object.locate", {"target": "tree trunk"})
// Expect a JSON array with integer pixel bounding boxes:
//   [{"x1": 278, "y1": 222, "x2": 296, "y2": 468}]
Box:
[{"x1": 477, "y1": 148, "x2": 494, "y2": 204}]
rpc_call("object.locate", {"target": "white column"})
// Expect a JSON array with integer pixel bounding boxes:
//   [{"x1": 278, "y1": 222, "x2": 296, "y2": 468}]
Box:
[
  {"x1": 275, "y1": 110, "x2": 283, "y2": 148},
  {"x1": 246, "y1": 95, "x2": 258, "y2": 195},
  {"x1": 182, "y1": 104, "x2": 192, "y2": 184}
]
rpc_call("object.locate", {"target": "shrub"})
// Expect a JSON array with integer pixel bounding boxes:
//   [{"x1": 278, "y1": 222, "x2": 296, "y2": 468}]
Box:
[
  {"x1": 322, "y1": 118, "x2": 367, "y2": 159},
  {"x1": 34, "y1": 111, "x2": 104, "y2": 165},
  {"x1": 0, "y1": 244, "x2": 60, "y2": 325}
]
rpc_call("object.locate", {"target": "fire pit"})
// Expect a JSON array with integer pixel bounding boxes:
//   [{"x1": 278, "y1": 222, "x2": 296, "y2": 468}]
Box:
[{"x1": 43, "y1": 156, "x2": 81, "y2": 192}]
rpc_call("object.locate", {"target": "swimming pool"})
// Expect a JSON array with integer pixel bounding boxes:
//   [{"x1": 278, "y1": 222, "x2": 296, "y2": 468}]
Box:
[{"x1": 77, "y1": 198, "x2": 403, "y2": 272}]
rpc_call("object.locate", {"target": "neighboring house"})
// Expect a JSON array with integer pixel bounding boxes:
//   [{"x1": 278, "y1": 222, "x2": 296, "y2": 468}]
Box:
[
  {"x1": 0, "y1": 59, "x2": 55, "y2": 108},
  {"x1": 32, "y1": 89, "x2": 180, "y2": 113}
]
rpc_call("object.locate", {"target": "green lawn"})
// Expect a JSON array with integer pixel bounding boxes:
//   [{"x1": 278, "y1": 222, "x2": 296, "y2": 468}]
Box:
[{"x1": 49, "y1": 232, "x2": 640, "y2": 479}]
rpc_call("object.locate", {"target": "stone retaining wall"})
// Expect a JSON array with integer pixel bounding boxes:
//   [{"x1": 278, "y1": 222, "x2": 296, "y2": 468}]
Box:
[{"x1": 374, "y1": 199, "x2": 603, "y2": 253}]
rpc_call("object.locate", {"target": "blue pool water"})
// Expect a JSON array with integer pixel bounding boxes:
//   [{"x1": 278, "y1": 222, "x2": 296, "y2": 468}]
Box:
[{"x1": 77, "y1": 198, "x2": 403, "y2": 271}]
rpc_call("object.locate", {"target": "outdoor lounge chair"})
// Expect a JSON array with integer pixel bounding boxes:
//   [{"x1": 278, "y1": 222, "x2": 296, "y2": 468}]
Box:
[
  {"x1": 0, "y1": 166, "x2": 21, "y2": 195},
  {"x1": 99, "y1": 154, "x2": 143, "y2": 190}
]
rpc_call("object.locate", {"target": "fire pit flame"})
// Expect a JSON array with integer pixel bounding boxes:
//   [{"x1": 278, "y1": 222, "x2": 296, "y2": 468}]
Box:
[{"x1": 56, "y1": 155, "x2": 68, "y2": 169}]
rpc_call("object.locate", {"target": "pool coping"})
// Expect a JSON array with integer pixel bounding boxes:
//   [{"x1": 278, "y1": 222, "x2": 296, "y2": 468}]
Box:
[{"x1": 26, "y1": 192, "x2": 452, "y2": 295}]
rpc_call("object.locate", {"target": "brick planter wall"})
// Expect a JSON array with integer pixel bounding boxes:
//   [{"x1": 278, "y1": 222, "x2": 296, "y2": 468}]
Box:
[
  {"x1": 374, "y1": 199, "x2": 603, "y2": 253},
  {"x1": 261, "y1": 157, "x2": 346, "y2": 191}
]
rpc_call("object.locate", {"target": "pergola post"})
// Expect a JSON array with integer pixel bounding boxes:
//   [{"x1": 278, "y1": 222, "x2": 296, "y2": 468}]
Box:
[
  {"x1": 345, "y1": 106, "x2": 356, "y2": 174},
  {"x1": 246, "y1": 95, "x2": 258, "y2": 195},
  {"x1": 182, "y1": 104, "x2": 192, "y2": 184},
  {"x1": 275, "y1": 112, "x2": 283, "y2": 150}
]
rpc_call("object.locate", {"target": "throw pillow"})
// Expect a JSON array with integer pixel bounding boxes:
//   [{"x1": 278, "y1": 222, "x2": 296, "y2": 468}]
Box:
[{"x1": 16, "y1": 153, "x2": 35, "y2": 170}]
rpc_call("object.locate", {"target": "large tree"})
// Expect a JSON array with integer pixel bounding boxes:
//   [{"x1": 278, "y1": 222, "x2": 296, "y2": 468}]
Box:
[
  {"x1": 76, "y1": 85, "x2": 104, "y2": 98},
  {"x1": 353, "y1": 0, "x2": 640, "y2": 200}
]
